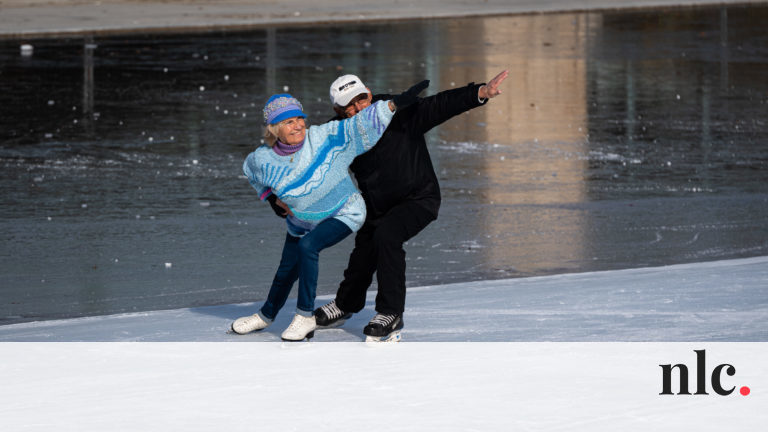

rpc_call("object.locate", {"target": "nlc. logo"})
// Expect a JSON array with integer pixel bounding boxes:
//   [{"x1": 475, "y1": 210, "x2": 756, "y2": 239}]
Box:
[{"x1": 660, "y1": 349, "x2": 750, "y2": 396}]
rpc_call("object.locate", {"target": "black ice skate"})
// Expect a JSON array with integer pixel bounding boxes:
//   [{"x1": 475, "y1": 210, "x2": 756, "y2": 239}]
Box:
[
  {"x1": 314, "y1": 300, "x2": 352, "y2": 328},
  {"x1": 363, "y1": 313, "x2": 403, "y2": 342}
]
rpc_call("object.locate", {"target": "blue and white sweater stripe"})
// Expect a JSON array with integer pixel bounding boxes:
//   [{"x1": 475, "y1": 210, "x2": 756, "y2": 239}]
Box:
[{"x1": 244, "y1": 100, "x2": 394, "y2": 236}]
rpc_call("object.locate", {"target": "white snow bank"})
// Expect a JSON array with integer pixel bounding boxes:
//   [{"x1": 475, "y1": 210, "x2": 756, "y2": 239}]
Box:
[{"x1": 1, "y1": 342, "x2": 766, "y2": 431}]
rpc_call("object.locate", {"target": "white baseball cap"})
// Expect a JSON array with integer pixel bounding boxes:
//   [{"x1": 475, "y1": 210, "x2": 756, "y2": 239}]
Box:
[{"x1": 330, "y1": 74, "x2": 369, "y2": 106}]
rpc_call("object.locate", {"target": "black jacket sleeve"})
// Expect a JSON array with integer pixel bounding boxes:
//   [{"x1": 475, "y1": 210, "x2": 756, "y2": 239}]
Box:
[{"x1": 403, "y1": 82, "x2": 488, "y2": 135}]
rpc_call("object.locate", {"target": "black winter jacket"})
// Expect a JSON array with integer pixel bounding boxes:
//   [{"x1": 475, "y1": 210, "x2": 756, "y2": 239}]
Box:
[{"x1": 333, "y1": 82, "x2": 487, "y2": 220}]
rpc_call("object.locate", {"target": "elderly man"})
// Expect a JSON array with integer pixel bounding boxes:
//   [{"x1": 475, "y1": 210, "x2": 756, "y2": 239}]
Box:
[{"x1": 315, "y1": 70, "x2": 509, "y2": 341}]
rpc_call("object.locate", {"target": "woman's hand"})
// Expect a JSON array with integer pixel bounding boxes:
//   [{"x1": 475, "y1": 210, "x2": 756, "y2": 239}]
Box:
[
  {"x1": 267, "y1": 194, "x2": 293, "y2": 217},
  {"x1": 478, "y1": 69, "x2": 509, "y2": 100},
  {"x1": 275, "y1": 197, "x2": 294, "y2": 217}
]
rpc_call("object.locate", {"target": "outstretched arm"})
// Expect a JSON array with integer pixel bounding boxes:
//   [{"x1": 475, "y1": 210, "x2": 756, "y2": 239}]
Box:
[
  {"x1": 327, "y1": 98, "x2": 399, "y2": 155},
  {"x1": 381, "y1": 80, "x2": 430, "y2": 113},
  {"x1": 407, "y1": 69, "x2": 509, "y2": 134}
]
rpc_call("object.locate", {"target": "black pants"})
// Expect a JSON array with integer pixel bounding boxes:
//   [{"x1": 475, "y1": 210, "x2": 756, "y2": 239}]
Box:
[{"x1": 334, "y1": 200, "x2": 436, "y2": 315}]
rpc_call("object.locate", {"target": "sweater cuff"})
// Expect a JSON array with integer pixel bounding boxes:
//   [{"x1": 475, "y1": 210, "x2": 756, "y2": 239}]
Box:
[{"x1": 259, "y1": 188, "x2": 273, "y2": 201}]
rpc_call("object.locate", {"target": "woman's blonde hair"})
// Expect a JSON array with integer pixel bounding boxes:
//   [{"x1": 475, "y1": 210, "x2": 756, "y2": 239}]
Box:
[{"x1": 263, "y1": 123, "x2": 281, "y2": 148}]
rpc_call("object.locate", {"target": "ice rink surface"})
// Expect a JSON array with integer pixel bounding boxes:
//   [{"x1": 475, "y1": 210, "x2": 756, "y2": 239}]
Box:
[
  {"x1": 2, "y1": 257, "x2": 767, "y2": 430},
  {"x1": 2, "y1": 256, "x2": 766, "y2": 341}
]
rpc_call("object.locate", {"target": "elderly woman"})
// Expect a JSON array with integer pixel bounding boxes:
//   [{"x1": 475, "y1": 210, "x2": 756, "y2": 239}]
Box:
[{"x1": 233, "y1": 81, "x2": 428, "y2": 341}]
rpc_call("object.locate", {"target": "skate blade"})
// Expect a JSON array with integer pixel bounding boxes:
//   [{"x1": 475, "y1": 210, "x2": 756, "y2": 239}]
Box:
[
  {"x1": 228, "y1": 324, "x2": 267, "y2": 335},
  {"x1": 364, "y1": 330, "x2": 402, "y2": 343},
  {"x1": 281, "y1": 330, "x2": 315, "y2": 342}
]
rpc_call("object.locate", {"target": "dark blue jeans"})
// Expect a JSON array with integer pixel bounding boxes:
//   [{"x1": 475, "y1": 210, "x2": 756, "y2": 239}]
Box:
[{"x1": 260, "y1": 218, "x2": 352, "y2": 320}]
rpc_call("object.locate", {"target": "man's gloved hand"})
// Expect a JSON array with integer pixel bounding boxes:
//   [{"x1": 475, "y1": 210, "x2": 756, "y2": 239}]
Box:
[
  {"x1": 267, "y1": 194, "x2": 287, "y2": 218},
  {"x1": 392, "y1": 80, "x2": 429, "y2": 109}
]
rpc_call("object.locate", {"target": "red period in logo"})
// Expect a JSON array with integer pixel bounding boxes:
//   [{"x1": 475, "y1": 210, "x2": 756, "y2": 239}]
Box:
[{"x1": 740, "y1": 386, "x2": 750, "y2": 396}]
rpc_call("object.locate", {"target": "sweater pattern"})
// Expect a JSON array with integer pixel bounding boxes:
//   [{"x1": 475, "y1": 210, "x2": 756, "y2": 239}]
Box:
[{"x1": 244, "y1": 100, "x2": 393, "y2": 235}]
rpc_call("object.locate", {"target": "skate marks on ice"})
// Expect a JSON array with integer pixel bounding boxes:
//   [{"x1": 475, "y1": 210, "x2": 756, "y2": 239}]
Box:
[{"x1": 0, "y1": 256, "x2": 766, "y2": 342}]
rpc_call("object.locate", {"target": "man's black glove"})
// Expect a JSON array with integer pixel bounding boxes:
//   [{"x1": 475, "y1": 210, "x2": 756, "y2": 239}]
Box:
[
  {"x1": 266, "y1": 194, "x2": 287, "y2": 218},
  {"x1": 392, "y1": 80, "x2": 429, "y2": 109}
]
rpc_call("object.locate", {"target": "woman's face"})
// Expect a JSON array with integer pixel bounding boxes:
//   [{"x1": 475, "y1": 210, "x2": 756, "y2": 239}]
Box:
[{"x1": 276, "y1": 117, "x2": 306, "y2": 146}]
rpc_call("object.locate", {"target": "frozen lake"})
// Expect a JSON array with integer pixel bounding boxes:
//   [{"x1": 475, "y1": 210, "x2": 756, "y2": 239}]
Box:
[{"x1": 1, "y1": 4, "x2": 767, "y2": 324}]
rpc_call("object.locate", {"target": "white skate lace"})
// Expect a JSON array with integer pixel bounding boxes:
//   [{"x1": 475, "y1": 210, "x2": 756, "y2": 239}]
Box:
[
  {"x1": 243, "y1": 315, "x2": 262, "y2": 326},
  {"x1": 287, "y1": 315, "x2": 309, "y2": 331},
  {"x1": 321, "y1": 300, "x2": 345, "y2": 319},
  {"x1": 369, "y1": 313, "x2": 397, "y2": 327}
]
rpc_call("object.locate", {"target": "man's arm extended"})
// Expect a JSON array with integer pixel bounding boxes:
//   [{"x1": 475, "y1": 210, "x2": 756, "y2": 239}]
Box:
[{"x1": 408, "y1": 69, "x2": 509, "y2": 135}]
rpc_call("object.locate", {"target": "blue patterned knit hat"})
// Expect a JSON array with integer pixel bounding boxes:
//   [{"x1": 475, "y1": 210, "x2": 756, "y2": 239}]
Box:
[{"x1": 263, "y1": 93, "x2": 306, "y2": 125}]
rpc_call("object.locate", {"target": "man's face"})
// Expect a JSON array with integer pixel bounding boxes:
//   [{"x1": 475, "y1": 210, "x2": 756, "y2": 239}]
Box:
[{"x1": 337, "y1": 90, "x2": 372, "y2": 118}]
